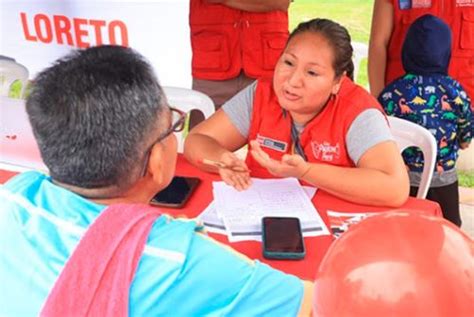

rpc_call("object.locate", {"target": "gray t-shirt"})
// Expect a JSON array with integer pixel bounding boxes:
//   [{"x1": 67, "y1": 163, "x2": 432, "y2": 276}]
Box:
[{"x1": 222, "y1": 81, "x2": 393, "y2": 165}]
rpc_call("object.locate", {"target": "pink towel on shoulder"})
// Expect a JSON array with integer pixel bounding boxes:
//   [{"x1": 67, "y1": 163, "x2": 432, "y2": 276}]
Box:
[{"x1": 41, "y1": 203, "x2": 161, "y2": 317}]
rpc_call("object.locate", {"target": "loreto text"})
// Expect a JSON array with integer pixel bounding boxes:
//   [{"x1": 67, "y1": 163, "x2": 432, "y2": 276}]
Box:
[{"x1": 20, "y1": 12, "x2": 129, "y2": 48}]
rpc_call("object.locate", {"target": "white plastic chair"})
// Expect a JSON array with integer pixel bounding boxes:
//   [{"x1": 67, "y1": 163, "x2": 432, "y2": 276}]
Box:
[
  {"x1": 351, "y1": 41, "x2": 368, "y2": 85},
  {"x1": 163, "y1": 86, "x2": 215, "y2": 152},
  {"x1": 388, "y1": 116, "x2": 437, "y2": 199},
  {"x1": 0, "y1": 96, "x2": 47, "y2": 173},
  {"x1": 0, "y1": 56, "x2": 29, "y2": 98}
]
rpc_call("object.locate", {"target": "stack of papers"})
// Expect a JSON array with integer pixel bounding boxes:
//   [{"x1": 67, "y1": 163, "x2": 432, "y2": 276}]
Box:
[
  {"x1": 199, "y1": 178, "x2": 330, "y2": 242},
  {"x1": 327, "y1": 210, "x2": 376, "y2": 238}
]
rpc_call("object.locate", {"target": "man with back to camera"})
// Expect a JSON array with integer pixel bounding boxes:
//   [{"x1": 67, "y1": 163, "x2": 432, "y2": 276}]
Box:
[{"x1": 0, "y1": 45, "x2": 312, "y2": 316}]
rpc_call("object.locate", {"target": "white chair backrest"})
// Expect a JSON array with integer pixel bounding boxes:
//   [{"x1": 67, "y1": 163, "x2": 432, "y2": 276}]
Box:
[
  {"x1": 0, "y1": 96, "x2": 47, "y2": 172},
  {"x1": 351, "y1": 41, "x2": 368, "y2": 85},
  {"x1": 163, "y1": 86, "x2": 214, "y2": 152},
  {"x1": 0, "y1": 57, "x2": 29, "y2": 98},
  {"x1": 388, "y1": 116, "x2": 437, "y2": 199}
]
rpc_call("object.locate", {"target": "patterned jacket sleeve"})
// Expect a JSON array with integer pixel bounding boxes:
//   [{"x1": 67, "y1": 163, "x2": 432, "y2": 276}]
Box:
[{"x1": 454, "y1": 81, "x2": 473, "y2": 144}]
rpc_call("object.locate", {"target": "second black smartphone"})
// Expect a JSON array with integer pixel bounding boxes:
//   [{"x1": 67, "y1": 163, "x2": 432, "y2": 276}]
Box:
[
  {"x1": 262, "y1": 216, "x2": 306, "y2": 260},
  {"x1": 150, "y1": 176, "x2": 200, "y2": 208}
]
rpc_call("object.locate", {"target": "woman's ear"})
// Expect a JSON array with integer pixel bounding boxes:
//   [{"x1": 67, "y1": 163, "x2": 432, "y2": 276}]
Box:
[{"x1": 332, "y1": 73, "x2": 345, "y2": 95}]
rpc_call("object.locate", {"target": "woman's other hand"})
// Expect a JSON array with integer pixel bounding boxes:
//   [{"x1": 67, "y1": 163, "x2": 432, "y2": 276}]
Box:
[{"x1": 249, "y1": 140, "x2": 310, "y2": 178}]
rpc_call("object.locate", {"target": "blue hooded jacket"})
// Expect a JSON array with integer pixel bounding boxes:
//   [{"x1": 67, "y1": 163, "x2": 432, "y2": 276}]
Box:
[
  {"x1": 378, "y1": 14, "x2": 472, "y2": 185},
  {"x1": 402, "y1": 14, "x2": 452, "y2": 75}
]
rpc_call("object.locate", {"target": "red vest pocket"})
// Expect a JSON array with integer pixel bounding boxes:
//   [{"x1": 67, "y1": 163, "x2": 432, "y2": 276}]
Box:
[
  {"x1": 191, "y1": 32, "x2": 231, "y2": 72},
  {"x1": 460, "y1": 11, "x2": 474, "y2": 50},
  {"x1": 261, "y1": 32, "x2": 287, "y2": 70}
]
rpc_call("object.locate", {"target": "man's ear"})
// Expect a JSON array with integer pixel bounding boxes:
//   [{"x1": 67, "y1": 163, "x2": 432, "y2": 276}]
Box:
[{"x1": 147, "y1": 143, "x2": 165, "y2": 185}]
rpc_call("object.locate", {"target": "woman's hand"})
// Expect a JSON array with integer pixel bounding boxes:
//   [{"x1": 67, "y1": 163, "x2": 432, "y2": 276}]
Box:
[
  {"x1": 249, "y1": 140, "x2": 310, "y2": 178},
  {"x1": 218, "y1": 152, "x2": 252, "y2": 191}
]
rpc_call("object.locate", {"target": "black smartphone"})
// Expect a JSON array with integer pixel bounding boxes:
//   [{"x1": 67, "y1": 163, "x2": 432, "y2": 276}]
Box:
[
  {"x1": 150, "y1": 176, "x2": 200, "y2": 208},
  {"x1": 262, "y1": 217, "x2": 305, "y2": 260}
]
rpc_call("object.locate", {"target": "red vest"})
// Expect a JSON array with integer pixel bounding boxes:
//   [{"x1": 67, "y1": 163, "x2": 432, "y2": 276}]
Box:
[
  {"x1": 387, "y1": 0, "x2": 474, "y2": 100},
  {"x1": 189, "y1": 0, "x2": 289, "y2": 80},
  {"x1": 246, "y1": 77, "x2": 385, "y2": 178}
]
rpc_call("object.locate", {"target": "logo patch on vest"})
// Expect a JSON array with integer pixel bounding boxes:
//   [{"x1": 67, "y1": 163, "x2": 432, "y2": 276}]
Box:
[
  {"x1": 456, "y1": 0, "x2": 474, "y2": 7},
  {"x1": 256, "y1": 134, "x2": 288, "y2": 152},
  {"x1": 312, "y1": 141, "x2": 341, "y2": 162}
]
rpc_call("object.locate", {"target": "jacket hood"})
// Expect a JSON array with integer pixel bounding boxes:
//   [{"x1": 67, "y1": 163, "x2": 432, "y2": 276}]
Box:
[{"x1": 402, "y1": 14, "x2": 452, "y2": 75}]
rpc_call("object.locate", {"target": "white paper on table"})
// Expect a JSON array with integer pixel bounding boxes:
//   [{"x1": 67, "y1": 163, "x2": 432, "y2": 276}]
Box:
[
  {"x1": 198, "y1": 203, "x2": 227, "y2": 235},
  {"x1": 212, "y1": 178, "x2": 329, "y2": 242},
  {"x1": 198, "y1": 186, "x2": 318, "y2": 240},
  {"x1": 302, "y1": 186, "x2": 317, "y2": 199}
]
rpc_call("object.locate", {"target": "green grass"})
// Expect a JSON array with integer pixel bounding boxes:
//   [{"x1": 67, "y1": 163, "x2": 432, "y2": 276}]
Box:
[
  {"x1": 289, "y1": 0, "x2": 374, "y2": 42},
  {"x1": 289, "y1": 0, "x2": 374, "y2": 87},
  {"x1": 7, "y1": 80, "x2": 31, "y2": 99},
  {"x1": 459, "y1": 170, "x2": 474, "y2": 188},
  {"x1": 8, "y1": 80, "x2": 23, "y2": 99}
]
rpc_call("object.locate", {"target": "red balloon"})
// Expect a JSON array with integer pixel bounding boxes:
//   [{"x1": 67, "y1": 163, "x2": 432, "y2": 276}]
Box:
[{"x1": 313, "y1": 212, "x2": 474, "y2": 317}]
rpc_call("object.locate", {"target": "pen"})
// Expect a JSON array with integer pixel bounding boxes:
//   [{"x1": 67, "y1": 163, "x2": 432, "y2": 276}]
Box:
[{"x1": 200, "y1": 158, "x2": 250, "y2": 172}]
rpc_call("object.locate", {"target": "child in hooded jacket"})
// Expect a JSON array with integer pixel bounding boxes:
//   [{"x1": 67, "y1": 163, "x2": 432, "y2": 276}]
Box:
[{"x1": 378, "y1": 14, "x2": 473, "y2": 227}]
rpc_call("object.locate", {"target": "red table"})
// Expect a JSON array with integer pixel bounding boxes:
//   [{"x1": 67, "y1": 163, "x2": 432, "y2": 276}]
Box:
[
  {"x1": 162, "y1": 156, "x2": 442, "y2": 280},
  {"x1": 0, "y1": 156, "x2": 442, "y2": 280}
]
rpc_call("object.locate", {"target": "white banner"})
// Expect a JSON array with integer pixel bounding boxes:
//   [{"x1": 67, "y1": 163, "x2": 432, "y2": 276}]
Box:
[{"x1": 0, "y1": 0, "x2": 192, "y2": 87}]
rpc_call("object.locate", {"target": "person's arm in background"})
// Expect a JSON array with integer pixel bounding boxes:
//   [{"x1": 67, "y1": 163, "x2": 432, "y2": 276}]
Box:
[
  {"x1": 205, "y1": 0, "x2": 290, "y2": 12},
  {"x1": 368, "y1": 0, "x2": 394, "y2": 97}
]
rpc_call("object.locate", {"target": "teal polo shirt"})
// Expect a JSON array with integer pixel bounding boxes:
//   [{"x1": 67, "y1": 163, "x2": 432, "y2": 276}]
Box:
[{"x1": 0, "y1": 171, "x2": 306, "y2": 316}]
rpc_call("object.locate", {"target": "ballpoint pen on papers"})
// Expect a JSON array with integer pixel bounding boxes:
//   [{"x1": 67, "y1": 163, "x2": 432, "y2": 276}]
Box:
[{"x1": 199, "y1": 158, "x2": 250, "y2": 173}]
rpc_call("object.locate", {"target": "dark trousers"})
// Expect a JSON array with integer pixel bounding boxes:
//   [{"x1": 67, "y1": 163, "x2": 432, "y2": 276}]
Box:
[{"x1": 410, "y1": 181, "x2": 461, "y2": 227}]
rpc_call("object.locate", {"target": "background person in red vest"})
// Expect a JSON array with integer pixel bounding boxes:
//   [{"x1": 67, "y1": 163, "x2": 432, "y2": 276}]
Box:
[
  {"x1": 190, "y1": 0, "x2": 291, "y2": 109},
  {"x1": 184, "y1": 18, "x2": 410, "y2": 207},
  {"x1": 368, "y1": 0, "x2": 474, "y2": 100}
]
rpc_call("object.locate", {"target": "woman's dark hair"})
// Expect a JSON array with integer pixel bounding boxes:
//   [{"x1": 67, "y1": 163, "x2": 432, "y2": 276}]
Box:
[{"x1": 289, "y1": 18, "x2": 354, "y2": 81}]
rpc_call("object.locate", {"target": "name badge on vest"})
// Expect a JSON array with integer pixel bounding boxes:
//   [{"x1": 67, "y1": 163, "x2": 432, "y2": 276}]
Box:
[
  {"x1": 398, "y1": 0, "x2": 411, "y2": 9},
  {"x1": 412, "y1": 0, "x2": 432, "y2": 8},
  {"x1": 312, "y1": 141, "x2": 341, "y2": 162},
  {"x1": 256, "y1": 134, "x2": 288, "y2": 152}
]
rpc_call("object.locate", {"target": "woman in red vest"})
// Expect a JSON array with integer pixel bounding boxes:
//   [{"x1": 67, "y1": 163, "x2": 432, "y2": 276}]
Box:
[
  {"x1": 184, "y1": 18, "x2": 410, "y2": 207},
  {"x1": 368, "y1": 0, "x2": 474, "y2": 100}
]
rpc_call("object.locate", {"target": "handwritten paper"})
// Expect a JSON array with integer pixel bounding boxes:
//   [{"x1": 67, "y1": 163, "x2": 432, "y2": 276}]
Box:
[{"x1": 200, "y1": 178, "x2": 329, "y2": 242}]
